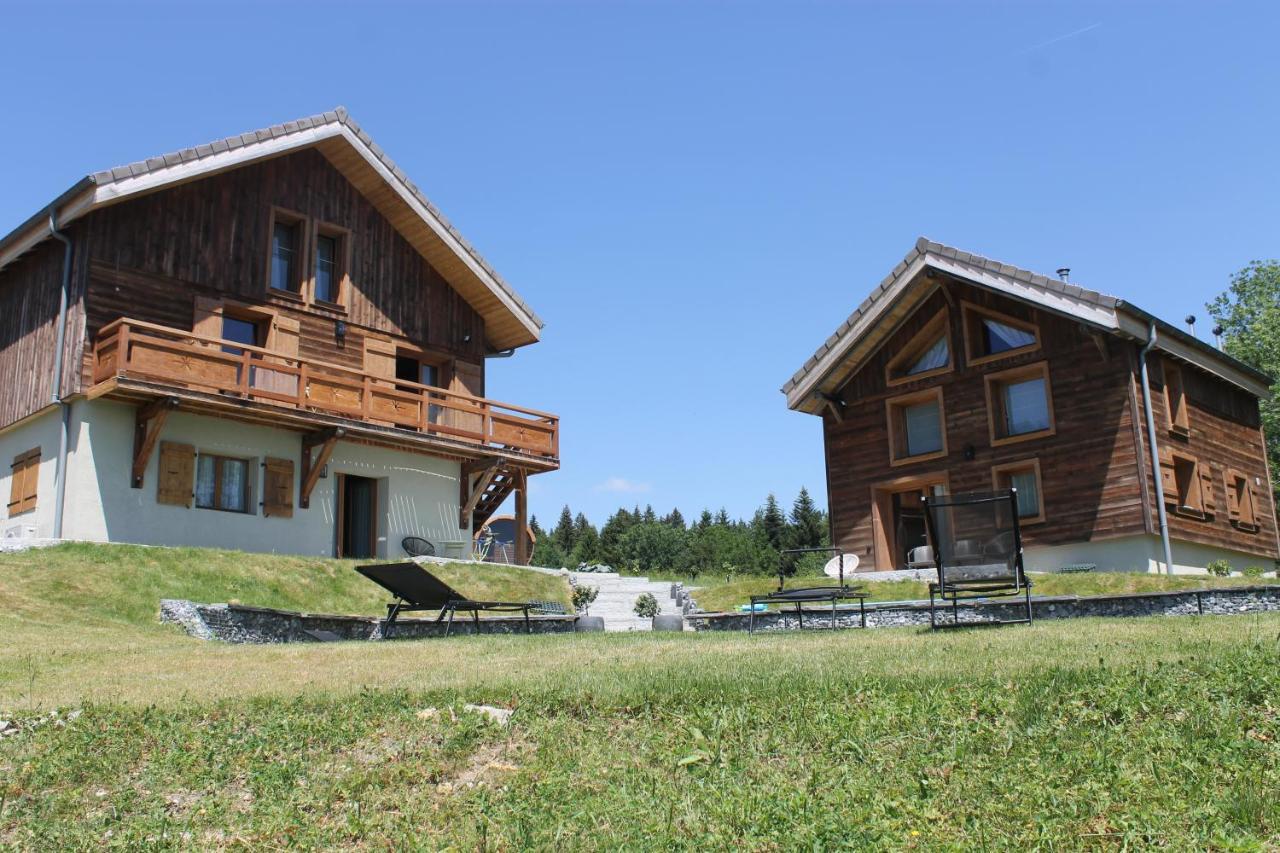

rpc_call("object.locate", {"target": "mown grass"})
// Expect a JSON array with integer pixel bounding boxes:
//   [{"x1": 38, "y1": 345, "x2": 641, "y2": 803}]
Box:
[
  {"x1": 691, "y1": 570, "x2": 1280, "y2": 614},
  {"x1": 2, "y1": 543, "x2": 1279, "y2": 848}
]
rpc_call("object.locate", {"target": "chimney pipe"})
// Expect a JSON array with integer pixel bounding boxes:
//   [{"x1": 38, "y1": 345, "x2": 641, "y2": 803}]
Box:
[
  {"x1": 1185, "y1": 314, "x2": 1197, "y2": 338},
  {"x1": 1055, "y1": 268, "x2": 1070, "y2": 282},
  {"x1": 1212, "y1": 324, "x2": 1225, "y2": 349}
]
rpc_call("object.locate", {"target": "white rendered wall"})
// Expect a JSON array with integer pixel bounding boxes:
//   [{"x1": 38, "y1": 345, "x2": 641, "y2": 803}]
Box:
[
  {"x1": 60, "y1": 399, "x2": 469, "y2": 557},
  {"x1": 0, "y1": 406, "x2": 62, "y2": 540},
  {"x1": 1024, "y1": 534, "x2": 1275, "y2": 575}
]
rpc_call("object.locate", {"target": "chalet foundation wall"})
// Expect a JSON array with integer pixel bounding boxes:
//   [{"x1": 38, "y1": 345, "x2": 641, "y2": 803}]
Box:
[
  {"x1": 1023, "y1": 534, "x2": 1276, "y2": 575},
  {"x1": 688, "y1": 586, "x2": 1280, "y2": 632},
  {"x1": 160, "y1": 599, "x2": 575, "y2": 643},
  {"x1": 0, "y1": 406, "x2": 62, "y2": 541},
  {"x1": 61, "y1": 399, "x2": 470, "y2": 557}
]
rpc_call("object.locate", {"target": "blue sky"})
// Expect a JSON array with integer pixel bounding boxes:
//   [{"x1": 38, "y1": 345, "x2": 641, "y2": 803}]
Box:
[{"x1": 3, "y1": 1, "x2": 1277, "y2": 525}]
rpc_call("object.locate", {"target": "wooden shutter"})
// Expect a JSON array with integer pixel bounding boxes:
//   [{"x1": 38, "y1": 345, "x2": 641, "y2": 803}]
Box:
[
  {"x1": 363, "y1": 336, "x2": 397, "y2": 380},
  {"x1": 262, "y1": 457, "x2": 295, "y2": 518},
  {"x1": 271, "y1": 315, "x2": 301, "y2": 358},
  {"x1": 8, "y1": 448, "x2": 39, "y2": 515},
  {"x1": 1158, "y1": 453, "x2": 1177, "y2": 506},
  {"x1": 1199, "y1": 466, "x2": 1216, "y2": 515},
  {"x1": 192, "y1": 295, "x2": 223, "y2": 343},
  {"x1": 1224, "y1": 472, "x2": 1241, "y2": 520},
  {"x1": 450, "y1": 359, "x2": 484, "y2": 398},
  {"x1": 156, "y1": 442, "x2": 195, "y2": 507}
]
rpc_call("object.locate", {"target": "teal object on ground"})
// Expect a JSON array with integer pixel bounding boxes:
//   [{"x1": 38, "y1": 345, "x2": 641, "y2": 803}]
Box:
[{"x1": 738, "y1": 603, "x2": 768, "y2": 613}]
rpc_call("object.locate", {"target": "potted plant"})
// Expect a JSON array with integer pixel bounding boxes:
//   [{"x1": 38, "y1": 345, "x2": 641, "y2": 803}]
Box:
[
  {"x1": 636, "y1": 592, "x2": 683, "y2": 632},
  {"x1": 573, "y1": 584, "x2": 604, "y2": 632}
]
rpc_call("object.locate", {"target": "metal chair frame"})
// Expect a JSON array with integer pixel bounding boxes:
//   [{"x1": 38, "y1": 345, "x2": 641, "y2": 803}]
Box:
[
  {"x1": 922, "y1": 490, "x2": 1033, "y2": 629},
  {"x1": 748, "y1": 547, "x2": 869, "y2": 635}
]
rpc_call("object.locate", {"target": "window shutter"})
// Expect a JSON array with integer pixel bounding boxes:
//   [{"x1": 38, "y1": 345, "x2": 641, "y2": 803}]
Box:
[
  {"x1": 8, "y1": 449, "x2": 39, "y2": 515},
  {"x1": 1159, "y1": 457, "x2": 1177, "y2": 506},
  {"x1": 263, "y1": 457, "x2": 295, "y2": 518},
  {"x1": 1200, "y1": 467, "x2": 1216, "y2": 515},
  {"x1": 192, "y1": 295, "x2": 223, "y2": 343},
  {"x1": 157, "y1": 442, "x2": 195, "y2": 507},
  {"x1": 1224, "y1": 473, "x2": 1241, "y2": 520}
]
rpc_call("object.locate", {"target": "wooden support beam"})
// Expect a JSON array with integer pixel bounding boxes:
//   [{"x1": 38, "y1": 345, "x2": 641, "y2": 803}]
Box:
[
  {"x1": 459, "y1": 458, "x2": 503, "y2": 528},
  {"x1": 132, "y1": 396, "x2": 179, "y2": 488},
  {"x1": 513, "y1": 469, "x2": 529, "y2": 566},
  {"x1": 300, "y1": 427, "x2": 345, "y2": 509}
]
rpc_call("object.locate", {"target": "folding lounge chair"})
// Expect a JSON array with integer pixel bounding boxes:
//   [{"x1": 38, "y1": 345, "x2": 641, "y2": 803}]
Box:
[
  {"x1": 748, "y1": 547, "x2": 868, "y2": 634},
  {"x1": 355, "y1": 562, "x2": 534, "y2": 637},
  {"x1": 921, "y1": 490, "x2": 1033, "y2": 629}
]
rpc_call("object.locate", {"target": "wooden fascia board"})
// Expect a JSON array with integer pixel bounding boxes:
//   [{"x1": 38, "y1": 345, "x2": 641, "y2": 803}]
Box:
[
  {"x1": 1115, "y1": 312, "x2": 1272, "y2": 399},
  {"x1": 0, "y1": 186, "x2": 95, "y2": 272}
]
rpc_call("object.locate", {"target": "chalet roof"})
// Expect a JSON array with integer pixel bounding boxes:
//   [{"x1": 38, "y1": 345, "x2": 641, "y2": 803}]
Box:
[
  {"x1": 783, "y1": 237, "x2": 1272, "y2": 413},
  {"x1": 0, "y1": 108, "x2": 544, "y2": 350}
]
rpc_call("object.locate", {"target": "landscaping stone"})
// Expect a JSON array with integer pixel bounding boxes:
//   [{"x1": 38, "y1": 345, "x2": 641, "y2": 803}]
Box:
[
  {"x1": 463, "y1": 704, "x2": 513, "y2": 726},
  {"x1": 574, "y1": 616, "x2": 605, "y2": 632},
  {"x1": 687, "y1": 586, "x2": 1280, "y2": 632},
  {"x1": 159, "y1": 599, "x2": 576, "y2": 644}
]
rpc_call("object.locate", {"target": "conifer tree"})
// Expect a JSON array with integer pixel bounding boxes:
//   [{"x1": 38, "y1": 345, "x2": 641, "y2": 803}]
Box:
[
  {"x1": 788, "y1": 487, "x2": 826, "y2": 549},
  {"x1": 552, "y1": 505, "x2": 576, "y2": 554},
  {"x1": 663, "y1": 508, "x2": 686, "y2": 528}
]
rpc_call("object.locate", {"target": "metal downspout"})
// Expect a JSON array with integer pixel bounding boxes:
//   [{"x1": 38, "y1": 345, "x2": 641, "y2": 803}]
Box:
[
  {"x1": 48, "y1": 210, "x2": 73, "y2": 540},
  {"x1": 1139, "y1": 322, "x2": 1175, "y2": 574}
]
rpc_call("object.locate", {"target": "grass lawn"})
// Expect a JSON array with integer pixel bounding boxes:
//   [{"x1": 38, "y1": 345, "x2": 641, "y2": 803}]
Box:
[
  {"x1": 2, "y1": 544, "x2": 1279, "y2": 848},
  {"x1": 690, "y1": 571, "x2": 1280, "y2": 614}
]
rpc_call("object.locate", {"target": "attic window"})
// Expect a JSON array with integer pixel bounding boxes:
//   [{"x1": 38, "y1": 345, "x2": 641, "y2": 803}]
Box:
[
  {"x1": 963, "y1": 302, "x2": 1040, "y2": 366},
  {"x1": 885, "y1": 311, "x2": 952, "y2": 386}
]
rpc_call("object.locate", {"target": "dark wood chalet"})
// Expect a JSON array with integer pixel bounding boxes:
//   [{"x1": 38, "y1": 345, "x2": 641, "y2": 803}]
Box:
[
  {"x1": 0, "y1": 108, "x2": 556, "y2": 561},
  {"x1": 784, "y1": 238, "x2": 1278, "y2": 574}
]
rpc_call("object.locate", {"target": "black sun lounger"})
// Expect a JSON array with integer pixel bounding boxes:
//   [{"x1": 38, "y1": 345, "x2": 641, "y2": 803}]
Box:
[
  {"x1": 748, "y1": 547, "x2": 868, "y2": 634},
  {"x1": 355, "y1": 562, "x2": 534, "y2": 637},
  {"x1": 921, "y1": 490, "x2": 1033, "y2": 629}
]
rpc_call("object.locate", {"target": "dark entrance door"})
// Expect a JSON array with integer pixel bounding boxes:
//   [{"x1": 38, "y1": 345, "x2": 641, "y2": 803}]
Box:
[
  {"x1": 892, "y1": 491, "x2": 929, "y2": 569},
  {"x1": 337, "y1": 474, "x2": 377, "y2": 558}
]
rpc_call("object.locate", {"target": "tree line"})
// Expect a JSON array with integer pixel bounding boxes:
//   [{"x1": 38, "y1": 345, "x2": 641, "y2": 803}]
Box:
[{"x1": 528, "y1": 487, "x2": 830, "y2": 578}]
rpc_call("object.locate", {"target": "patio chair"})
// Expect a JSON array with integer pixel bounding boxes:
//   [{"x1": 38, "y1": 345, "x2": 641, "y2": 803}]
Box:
[
  {"x1": 355, "y1": 562, "x2": 533, "y2": 637},
  {"x1": 748, "y1": 547, "x2": 868, "y2": 634},
  {"x1": 401, "y1": 536, "x2": 436, "y2": 558},
  {"x1": 921, "y1": 490, "x2": 1033, "y2": 629}
]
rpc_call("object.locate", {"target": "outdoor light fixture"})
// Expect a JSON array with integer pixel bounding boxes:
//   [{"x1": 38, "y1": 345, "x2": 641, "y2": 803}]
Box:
[{"x1": 335, "y1": 320, "x2": 347, "y2": 345}]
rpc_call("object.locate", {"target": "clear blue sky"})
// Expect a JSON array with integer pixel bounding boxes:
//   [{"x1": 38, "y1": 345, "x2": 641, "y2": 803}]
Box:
[{"x1": 3, "y1": 1, "x2": 1277, "y2": 525}]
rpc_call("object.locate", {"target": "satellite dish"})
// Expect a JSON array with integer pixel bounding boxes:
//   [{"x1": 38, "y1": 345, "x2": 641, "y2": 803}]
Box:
[{"x1": 823, "y1": 553, "x2": 859, "y2": 579}]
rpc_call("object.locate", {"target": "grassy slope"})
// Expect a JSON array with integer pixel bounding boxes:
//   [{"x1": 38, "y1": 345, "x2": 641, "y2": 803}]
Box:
[
  {"x1": 2, "y1": 544, "x2": 1279, "y2": 848},
  {"x1": 0, "y1": 542, "x2": 572, "y2": 632},
  {"x1": 691, "y1": 571, "x2": 1279, "y2": 614}
]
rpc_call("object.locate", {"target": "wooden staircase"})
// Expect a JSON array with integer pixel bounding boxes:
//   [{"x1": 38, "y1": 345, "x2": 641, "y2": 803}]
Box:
[
  {"x1": 470, "y1": 466, "x2": 519, "y2": 530},
  {"x1": 460, "y1": 457, "x2": 531, "y2": 563}
]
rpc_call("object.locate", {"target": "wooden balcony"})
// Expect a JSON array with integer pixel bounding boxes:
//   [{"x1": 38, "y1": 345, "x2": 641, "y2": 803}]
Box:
[{"x1": 89, "y1": 318, "x2": 559, "y2": 468}]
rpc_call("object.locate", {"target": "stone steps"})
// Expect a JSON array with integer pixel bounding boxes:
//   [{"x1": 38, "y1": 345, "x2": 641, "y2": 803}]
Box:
[{"x1": 568, "y1": 572, "x2": 679, "y2": 632}]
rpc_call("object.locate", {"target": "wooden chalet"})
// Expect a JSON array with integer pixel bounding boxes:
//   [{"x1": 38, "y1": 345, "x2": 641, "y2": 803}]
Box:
[
  {"x1": 0, "y1": 108, "x2": 556, "y2": 561},
  {"x1": 784, "y1": 238, "x2": 1278, "y2": 574}
]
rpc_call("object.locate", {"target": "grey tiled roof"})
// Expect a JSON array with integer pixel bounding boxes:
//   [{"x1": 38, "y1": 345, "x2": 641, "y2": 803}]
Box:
[
  {"x1": 21, "y1": 107, "x2": 543, "y2": 330},
  {"x1": 782, "y1": 238, "x2": 1121, "y2": 395}
]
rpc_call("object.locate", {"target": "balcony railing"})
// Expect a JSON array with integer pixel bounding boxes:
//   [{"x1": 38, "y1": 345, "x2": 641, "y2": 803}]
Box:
[{"x1": 91, "y1": 318, "x2": 559, "y2": 461}]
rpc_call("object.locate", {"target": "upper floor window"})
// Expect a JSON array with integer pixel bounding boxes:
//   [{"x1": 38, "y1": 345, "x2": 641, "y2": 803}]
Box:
[
  {"x1": 1163, "y1": 360, "x2": 1190, "y2": 435},
  {"x1": 312, "y1": 224, "x2": 349, "y2": 307},
  {"x1": 269, "y1": 210, "x2": 305, "y2": 295},
  {"x1": 985, "y1": 361, "x2": 1055, "y2": 445},
  {"x1": 886, "y1": 387, "x2": 947, "y2": 465},
  {"x1": 396, "y1": 353, "x2": 441, "y2": 388},
  {"x1": 962, "y1": 302, "x2": 1040, "y2": 366},
  {"x1": 885, "y1": 310, "x2": 952, "y2": 386}
]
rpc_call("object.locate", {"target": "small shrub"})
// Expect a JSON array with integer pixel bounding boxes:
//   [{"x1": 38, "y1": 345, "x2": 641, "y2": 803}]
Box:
[
  {"x1": 1207, "y1": 559, "x2": 1232, "y2": 577},
  {"x1": 572, "y1": 584, "x2": 599, "y2": 614},
  {"x1": 1242, "y1": 565, "x2": 1266, "y2": 578},
  {"x1": 633, "y1": 593, "x2": 660, "y2": 618}
]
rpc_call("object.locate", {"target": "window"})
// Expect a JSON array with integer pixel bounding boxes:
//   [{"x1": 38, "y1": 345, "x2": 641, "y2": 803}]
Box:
[
  {"x1": 985, "y1": 361, "x2": 1055, "y2": 446},
  {"x1": 312, "y1": 224, "x2": 349, "y2": 306},
  {"x1": 267, "y1": 210, "x2": 306, "y2": 295},
  {"x1": 395, "y1": 354, "x2": 441, "y2": 388},
  {"x1": 1225, "y1": 469, "x2": 1258, "y2": 531},
  {"x1": 962, "y1": 302, "x2": 1040, "y2": 366},
  {"x1": 195, "y1": 453, "x2": 253, "y2": 513},
  {"x1": 1163, "y1": 360, "x2": 1190, "y2": 435},
  {"x1": 7, "y1": 448, "x2": 40, "y2": 516},
  {"x1": 885, "y1": 311, "x2": 952, "y2": 386},
  {"x1": 1160, "y1": 451, "x2": 1215, "y2": 519},
  {"x1": 886, "y1": 388, "x2": 947, "y2": 465},
  {"x1": 220, "y1": 315, "x2": 263, "y2": 356},
  {"x1": 992, "y1": 458, "x2": 1045, "y2": 524}
]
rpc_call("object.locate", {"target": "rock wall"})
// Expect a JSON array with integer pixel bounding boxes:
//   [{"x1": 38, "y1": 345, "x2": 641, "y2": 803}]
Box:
[
  {"x1": 160, "y1": 599, "x2": 576, "y2": 643},
  {"x1": 687, "y1": 586, "x2": 1280, "y2": 632}
]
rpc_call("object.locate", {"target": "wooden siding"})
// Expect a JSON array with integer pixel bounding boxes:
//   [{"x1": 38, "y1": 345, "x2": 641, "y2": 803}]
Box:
[
  {"x1": 0, "y1": 231, "x2": 88, "y2": 428},
  {"x1": 823, "y1": 281, "x2": 1150, "y2": 569},
  {"x1": 1139, "y1": 359, "x2": 1279, "y2": 560},
  {"x1": 77, "y1": 147, "x2": 488, "y2": 391}
]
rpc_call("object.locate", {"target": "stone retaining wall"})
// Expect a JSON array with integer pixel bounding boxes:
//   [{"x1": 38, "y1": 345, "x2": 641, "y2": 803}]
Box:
[
  {"x1": 160, "y1": 599, "x2": 576, "y2": 644},
  {"x1": 687, "y1": 586, "x2": 1280, "y2": 632}
]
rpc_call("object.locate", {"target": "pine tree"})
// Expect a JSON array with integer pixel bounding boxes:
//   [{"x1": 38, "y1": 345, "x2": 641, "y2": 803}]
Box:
[
  {"x1": 696, "y1": 509, "x2": 713, "y2": 531},
  {"x1": 529, "y1": 515, "x2": 544, "y2": 538},
  {"x1": 572, "y1": 512, "x2": 594, "y2": 541},
  {"x1": 642, "y1": 504, "x2": 657, "y2": 524},
  {"x1": 714, "y1": 507, "x2": 730, "y2": 526},
  {"x1": 663, "y1": 508, "x2": 686, "y2": 528},
  {"x1": 788, "y1": 487, "x2": 825, "y2": 549},
  {"x1": 552, "y1": 505, "x2": 576, "y2": 554}
]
